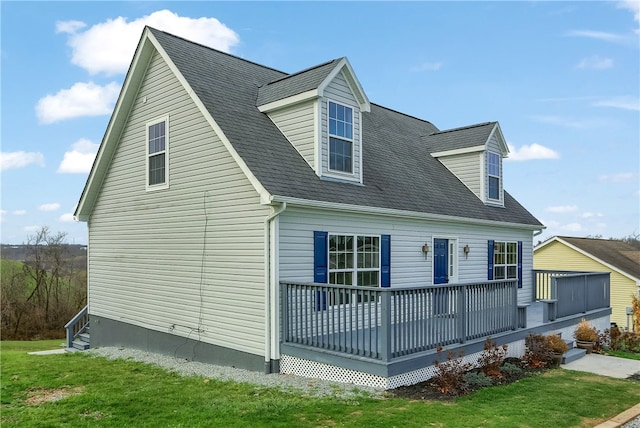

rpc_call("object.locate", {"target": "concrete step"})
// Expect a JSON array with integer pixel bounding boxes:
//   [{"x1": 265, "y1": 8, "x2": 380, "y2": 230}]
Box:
[{"x1": 562, "y1": 347, "x2": 586, "y2": 364}]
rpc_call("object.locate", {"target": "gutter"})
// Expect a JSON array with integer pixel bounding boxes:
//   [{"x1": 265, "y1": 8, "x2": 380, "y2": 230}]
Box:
[{"x1": 263, "y1": 202, "x2": 286, "y2": 373}]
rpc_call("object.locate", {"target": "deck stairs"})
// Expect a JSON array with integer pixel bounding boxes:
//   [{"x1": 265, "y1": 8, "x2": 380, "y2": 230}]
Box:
[
  {"x1": 64, "y1": 305, "x2": 90, "y2": 352},
  {"x1": 561, "y1": 338, "x2": 587, "y2": 364}
]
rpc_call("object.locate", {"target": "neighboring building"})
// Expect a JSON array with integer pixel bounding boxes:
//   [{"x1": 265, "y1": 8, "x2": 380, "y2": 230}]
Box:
[
  {"x1": 69, "y1": 27, "x2": 611, "y2": 389},
  {"x1": 534, "y1": 236, "x2": 639, "y2": 330}
]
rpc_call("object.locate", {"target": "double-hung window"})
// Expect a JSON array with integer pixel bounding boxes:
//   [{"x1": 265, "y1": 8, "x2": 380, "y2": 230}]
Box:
[
  {"x1": 488, "y1": 240, "x2": 523, "y2": 288},
  {"x1": 487, "y1": 152, "x2": 500, "y2": 200},
  {"x1": 328, "y1": 101, "x2": 353, "y2": 174},
  {"x1": 147, "y1": 117, "x2": 168, "y2": 189},
  {"x1": 329, "y1": 234, "x2": 380, "y2": 287}
]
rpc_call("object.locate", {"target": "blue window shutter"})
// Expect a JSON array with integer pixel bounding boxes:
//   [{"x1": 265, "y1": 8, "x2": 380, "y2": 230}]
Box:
[
  {"x1": 314, "y1": 231, "x2": 328, "y2": 283},
  {"x1": 517, "y1": 241, "x2": 523, "y2": 288},
  {"x1": 488, "y1": 240, "x2": 494, "y2": 280},
  {"x1": 381, "y1": 234, "x2": 391, "y2": 287}
]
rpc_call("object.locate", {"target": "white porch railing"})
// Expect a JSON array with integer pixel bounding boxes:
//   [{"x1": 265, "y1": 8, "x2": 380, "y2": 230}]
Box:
[{"x1": 281, "y1": 280, "x2": 518, "y2": 362}]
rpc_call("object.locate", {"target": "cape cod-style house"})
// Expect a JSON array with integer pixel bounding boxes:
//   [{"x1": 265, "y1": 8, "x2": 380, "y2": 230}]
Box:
[{"x1": 67, "y1": 27, "x2": 611, "y2": 389}]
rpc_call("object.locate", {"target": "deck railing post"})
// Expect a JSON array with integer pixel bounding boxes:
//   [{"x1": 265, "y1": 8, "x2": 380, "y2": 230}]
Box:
[
  {"x1": 512, "y1": 280, "x2": 518, "y2": 330},
  {"x1": 380, "y1": 290, "x2": 391, "y2": 362},
  {"x1": 458, "y1": 284, "x2": 467, "y2": 343}
]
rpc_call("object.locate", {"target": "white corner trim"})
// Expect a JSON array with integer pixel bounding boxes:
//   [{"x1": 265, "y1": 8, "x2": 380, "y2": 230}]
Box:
[
  {"x1": 257, "y1": 89, "x2": 319, "y2": 112},
  {"x1": 431, "y1": 145, "x2": 486, "y2": 158}
]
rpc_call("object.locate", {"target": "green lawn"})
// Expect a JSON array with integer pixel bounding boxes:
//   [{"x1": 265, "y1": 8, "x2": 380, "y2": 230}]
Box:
[{"x1": 2, "y1": 340, "x2": 639, "y2": 427}]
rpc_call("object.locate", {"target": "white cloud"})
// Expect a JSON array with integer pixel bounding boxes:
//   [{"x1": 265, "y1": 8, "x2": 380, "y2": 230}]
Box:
[
  {"x1": 592, "y1": 96, "x2": 640, "y2": 111},
  {"x1": 409, "y1": 62, "x2": 443, "y2": 72},
  {"x1": 530, "y1": 115, "x2": 590, "y2": 129},
  {"x1": 38, "y1": 203, "x2": 61, "y2": 212},
  {"x1": 506, "y1": 143, "x2": 560, "y2": 161},
  {"x1": 13, "y1": 210, "x2": 26, "y2": 215},
  {"x1": 582, "y1": 212, "x2": 604, "y2": 219},
  {"x1": 0, "y1": 151, "x2": 45, "y2": 171},
  {"x1": 57, "y1": 9, "x2": 240, "y2": 75},
  {"x1": 35, "y1": 81, "x2": 120, "y2": 124},
  {"x1": 59, "y1": 213, "x2": 76, "y2": 223},
  {"x1": 576, "y1": 56, "x2": 613, "y2": 69},
  {"x1": 546, "y1": 205, "x2": 578, "y2": 214},
  {"x1": 618, "y1": 0, "x2": 640, "y2": 22},
  {"x1": 565, "y1": 30, "x2": 624, "y2": 42},
  {"x1": 58, "y1": 139, "x2": 100, "y2": 173},
  {"x1": 0, "y1": 210, "x2": 5, "y2": 222},
  {"x1": 598, "y1": 172, "x2": 637, "y2": 182}
]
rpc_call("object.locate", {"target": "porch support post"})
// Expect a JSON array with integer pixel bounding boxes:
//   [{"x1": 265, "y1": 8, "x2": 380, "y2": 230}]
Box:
[
  {"x1": 380, "y1": 290, "x2": 391, "y2": 362},
  {"x1": 512, "y1": 280, "x2": 518, "y2": 330},
  {"x1": 458, "y1": 284, "x2": 467, "y2": 343}
]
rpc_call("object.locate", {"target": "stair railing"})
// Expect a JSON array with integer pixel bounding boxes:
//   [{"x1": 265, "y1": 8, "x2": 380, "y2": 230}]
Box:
[{"x1": 64, "y1": 305, "x2": 89, "y2": 349}]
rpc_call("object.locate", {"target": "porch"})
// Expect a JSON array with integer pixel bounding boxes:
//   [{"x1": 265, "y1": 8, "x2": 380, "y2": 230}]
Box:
[{"x1": 280, "y1": 270, "x2": 610, "y2": 381}]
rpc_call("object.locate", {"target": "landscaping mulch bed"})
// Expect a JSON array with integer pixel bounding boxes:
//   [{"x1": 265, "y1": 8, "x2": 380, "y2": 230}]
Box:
[{"x1": 388, "y1": 358, "x2": 545, "y2": 401}]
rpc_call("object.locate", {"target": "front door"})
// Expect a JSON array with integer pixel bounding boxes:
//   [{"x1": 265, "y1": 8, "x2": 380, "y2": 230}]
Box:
[
  {"x1": 433, "y1": 238, "x2": 448, "y2": 284},
  {"x1": 433, "y1": 238, "x2": 449, "y2": 315}
]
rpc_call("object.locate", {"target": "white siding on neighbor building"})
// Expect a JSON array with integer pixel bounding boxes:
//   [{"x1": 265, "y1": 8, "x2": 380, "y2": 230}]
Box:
[
  {"x1": 320, "y1": 71, "x2": 361, "y2": 181},
  {"x1": 278, "y1": 206, "x2": 534, "y2": 305},
  {"x1": 438, "y1": 152, "x2": 483, "y2": 198},
  {"x1": 88, "y1": 50, "x2": 270, "y2": 357},
  {"x1": 266, "y1": 100, "x2": 316, "y2": 169}
]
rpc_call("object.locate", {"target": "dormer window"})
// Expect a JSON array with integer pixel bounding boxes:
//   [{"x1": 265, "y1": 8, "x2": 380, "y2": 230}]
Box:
[
  {"x1": 328, "y1": 101, "x2": 353, "y2": 174},
  {"x1": 487, "y1": 151, "x2": 500, "y2": 200}
]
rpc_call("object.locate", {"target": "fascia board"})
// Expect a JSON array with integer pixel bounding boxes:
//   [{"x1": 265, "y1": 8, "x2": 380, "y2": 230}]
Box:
[
  {"x1": 550, "y1": 237, "x2": 640, "y2": 283},
  {"x1": 147, "y1": 31, "x2": 272, "y2": 204},
  {"x1": 317, "y1": 58, "x2": 370, "y2": 112},
  {"x1": 487, "y1": 122, "x2": 509, "y2": 156},
  {"x1": 431, "y1": 145, "x2": 486, "y2": 158},
  {"x1": 269, "y1": 195, "x2": 544, "y2": 232},
  {"x1": 74, "y1": 29, "x2": 154, "y2": 222},
  {"x1": 257, "y1": 89, "x2": 319, "y2": 112}
]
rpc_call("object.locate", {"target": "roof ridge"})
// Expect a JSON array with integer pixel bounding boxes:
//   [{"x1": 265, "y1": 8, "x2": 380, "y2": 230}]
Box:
[
  {"x1": 370, "y1": 102, "x2": 439, "y2": 131},
  {"x1": 260, "y1": 58, "x2": 343, "y2": 87},
  {"x1": 148, "y1": 26, "x2": 287, "y2": 76},
  {"x1": 428, "y1": 121, "x2": 496, "y2": 136}
]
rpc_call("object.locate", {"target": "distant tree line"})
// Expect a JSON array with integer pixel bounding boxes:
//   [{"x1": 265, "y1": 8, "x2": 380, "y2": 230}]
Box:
[{"x1": 1, "y1": 227, "x2": 87, "y2": 340}]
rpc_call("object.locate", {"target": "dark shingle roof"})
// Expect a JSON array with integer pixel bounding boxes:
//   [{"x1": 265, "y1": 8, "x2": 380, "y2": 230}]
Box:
[
  {"x1": 424, "y1": 122, "x2": 497, "y2": 153},
  {"x1": 257, "y1": 59, "x2": 342, "y2": 106},
  {"x1": 149, "y1": 28, "x2": 542, "y2": 228},
  {"x1": 559, "y1": 236, "x2": 640, "y2": 279}
]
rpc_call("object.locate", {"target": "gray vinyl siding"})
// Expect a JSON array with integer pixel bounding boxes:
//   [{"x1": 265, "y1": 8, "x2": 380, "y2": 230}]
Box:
[
  {"x1": 266, "y1": 100, "x2": 316, "y2": 168},
  {"x1": 88, "y1": 50, "x2": 269, "y2": 357},
  {"x1": 320, "y1": 71, "x2": 361, "y2": 181},
  {"x1": 278, "y1": 206, "x2": 534, "y2": 305},
  {"x1": 438, "y1": 152, "x2": 483, "y2": 198}
]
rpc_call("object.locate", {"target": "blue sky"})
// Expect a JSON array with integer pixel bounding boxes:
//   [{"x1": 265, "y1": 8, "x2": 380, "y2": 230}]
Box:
[{"x1": 1, "y1": 1, "x2": 638, "y2": 245}]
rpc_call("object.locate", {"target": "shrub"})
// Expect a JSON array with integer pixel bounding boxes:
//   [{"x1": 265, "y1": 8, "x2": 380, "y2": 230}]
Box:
[
  {"x1": 432, "y1": 347, "x2": 473, "y2": 396},
  {"x1": 545, "y1": 334, "x2": 569, "y2": 354},
  {"x1": 574, "y1": 319, "x2": 599, "y2": 342},
  {"x1": 476, "y1": 337, "x2": 508, "y2": 378},
  {"x1": 500, "y1": 362, "x2": 524, "y2": 378},
  {"x1": 523, "y1": 334, "x2": 554, "y2": 368},
  {"x1": 462, "y1": 372, "x2": 493, "y2": 392}
]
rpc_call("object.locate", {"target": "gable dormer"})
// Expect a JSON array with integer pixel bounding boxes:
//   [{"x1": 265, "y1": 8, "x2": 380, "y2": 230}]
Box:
[
  {"x1": 427, "y1": 122, "x2": 509, "y2": 206},
  {"x1": 257, "y1": 58, "x2": 370, "y2": 184}
]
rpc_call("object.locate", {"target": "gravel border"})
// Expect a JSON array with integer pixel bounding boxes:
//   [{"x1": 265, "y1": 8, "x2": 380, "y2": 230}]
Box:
[{"x1": 89, "y1": 347, "x2": 385, "y2": 399}]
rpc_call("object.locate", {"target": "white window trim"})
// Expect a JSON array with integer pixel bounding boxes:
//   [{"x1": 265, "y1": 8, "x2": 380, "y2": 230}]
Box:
[
  {"x1": 487, "y1": 151, "x2": 502, "y2": 202},
  {"x1": 326, "y1": 99, "x2": 357, "y2": 178},
  {"x1": 328, "y1": 233, "x2": 381, "y2": 287},
  {"x1": 493, "y1": 241, "x2": 518, "y2": 280},
  {"x1": 432, "y1": 236, "x2": 458, "y2": 284},
  {"x1": 146, "y1": 115, "x2": 170, "y2": 191}
]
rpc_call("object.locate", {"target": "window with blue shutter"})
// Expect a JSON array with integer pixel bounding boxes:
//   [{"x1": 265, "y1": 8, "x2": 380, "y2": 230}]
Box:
[
  {"x1": 381, "y1": 234, "x2": 390, "y2": 287},
  {"x1": 517, "y1": 241, "x2": 523, "y2": 288},
  {"x1": 313, "y1": 231, "x2": 328, "y2": 283},
  {"x1": 487, "y1": 240, "x2": 494, "y2": 280}
]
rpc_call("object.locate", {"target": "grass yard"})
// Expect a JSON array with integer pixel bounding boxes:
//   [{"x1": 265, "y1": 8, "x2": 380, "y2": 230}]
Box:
[
  {"x1": 2, "y1": 340, "x2": 639, "y2": 428},
  {"x1": 603, "y1": 349, "x2": 640, "y2": 361}
]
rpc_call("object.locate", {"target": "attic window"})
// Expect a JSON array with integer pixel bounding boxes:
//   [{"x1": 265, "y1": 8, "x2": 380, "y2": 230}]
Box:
[
  {"x1": 328, "y1": 101, "x2": 353, "y2": 174},
  {"x1": 146, "y1": 116, "x2": 169, "y2": 190},
  {"x1": 488, "y1": 152, "x2": 500, "y2": 200}
]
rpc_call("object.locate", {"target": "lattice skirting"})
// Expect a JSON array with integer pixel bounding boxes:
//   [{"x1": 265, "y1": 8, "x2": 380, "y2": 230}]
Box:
[{"x1": 281, "y1": 341, "x2": 528, "y2": 390}]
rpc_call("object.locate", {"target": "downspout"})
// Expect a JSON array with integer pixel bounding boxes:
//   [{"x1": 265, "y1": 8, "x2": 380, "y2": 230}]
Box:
[{"x1": 264, "y1": 202, "x2": 286, "y2": 373}]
